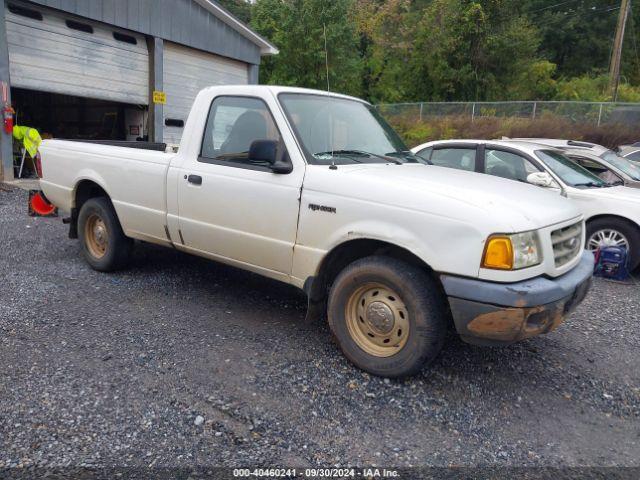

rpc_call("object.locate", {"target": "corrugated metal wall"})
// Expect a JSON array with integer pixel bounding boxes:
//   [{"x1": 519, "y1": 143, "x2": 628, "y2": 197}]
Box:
[
  {"x1": 163, "y1": 41, "x2": 248, "y2": 144},
  {"x1": 7, "y1": 7, "x2": 149, "y2": 104},
  {"x1": 22, "y1": 0, "x2": 262, "y2": 65}
]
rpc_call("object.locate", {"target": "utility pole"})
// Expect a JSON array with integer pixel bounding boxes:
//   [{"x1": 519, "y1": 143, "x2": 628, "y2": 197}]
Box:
[{"x1": 609, "y1": 0, "x2": 632, "y2": 101}]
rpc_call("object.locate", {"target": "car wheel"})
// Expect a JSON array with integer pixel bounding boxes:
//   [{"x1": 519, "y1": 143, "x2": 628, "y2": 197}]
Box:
[
  {"x1": 78, "y1": 197, "x2": 133, "y2": 272},
  {"x1": 586, "y1": 217, "x2": 640, "y2": 271},
  {"x1": 327, "y1": 256, "x2": 448, "y2": 378}
]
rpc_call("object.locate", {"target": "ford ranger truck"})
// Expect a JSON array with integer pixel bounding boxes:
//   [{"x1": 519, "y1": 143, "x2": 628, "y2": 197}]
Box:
[{"x1": 37, "y1": 86, "x2": 593, "y2": 377}]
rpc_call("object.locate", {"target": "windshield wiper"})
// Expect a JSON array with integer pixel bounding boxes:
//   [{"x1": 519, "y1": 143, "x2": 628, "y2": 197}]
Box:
[
  {"x1": 573, "y1": 182, "x2": 606, "y2": 188},
  {"x1": 314, "y1": 150, "x2": 402, "y2": 165},
  {"x1": 384, "y1": 151, "x2": 426, "y2": 164}
]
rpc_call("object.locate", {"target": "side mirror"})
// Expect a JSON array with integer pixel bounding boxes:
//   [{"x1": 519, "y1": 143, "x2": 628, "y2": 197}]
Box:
[
  {"x1": 249, "y1": 140, "x2": 293, "y2": 174},
  {"x1": 527, "y1": 171, "x2": 556, "y2": 188}
]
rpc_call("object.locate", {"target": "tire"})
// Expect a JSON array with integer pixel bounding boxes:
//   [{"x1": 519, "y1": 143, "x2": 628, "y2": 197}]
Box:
[
  {"x1": 327, "y1": 256, "x2": 448, "y2": 378},
  {"x1": 77, "y1": 197, "x2": 132, "y2": 272},
  {"x1": 586, "y1": 217, "x2": 640, "y2": 271}
]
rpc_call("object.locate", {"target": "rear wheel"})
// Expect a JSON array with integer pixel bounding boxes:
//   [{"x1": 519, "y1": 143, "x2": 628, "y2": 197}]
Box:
[
  {"x1": 328, "y1": 256, "x2": 448, "y2": 378},
  {"x1": 78, "y1": 197, "x2": 132, "y2": 271},
  {"x1": 587, "y1": 217, "x2": 640, "y2": 271}
]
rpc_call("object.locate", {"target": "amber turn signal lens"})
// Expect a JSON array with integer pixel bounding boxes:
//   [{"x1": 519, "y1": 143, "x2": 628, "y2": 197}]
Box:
[{"x1": 482, "y1": 236, "x2": 514, "y2": 270}]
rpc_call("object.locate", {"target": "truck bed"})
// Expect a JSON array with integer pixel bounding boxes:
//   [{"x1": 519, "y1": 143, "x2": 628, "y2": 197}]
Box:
[{"x1": 39, "y1": 139, "x2": 175, "y2": 245}]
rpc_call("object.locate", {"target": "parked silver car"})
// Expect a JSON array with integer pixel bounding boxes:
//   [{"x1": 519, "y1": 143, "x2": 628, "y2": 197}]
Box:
[
  {"x1": 508, "y1": 138, "x2": 640, "y2": 188},
  {"x1": 412, "y1": 139, "x2": 640, "y2": 270},
  {"x1": 618, "y1": 145, "x2": 640, "y2": 163}
]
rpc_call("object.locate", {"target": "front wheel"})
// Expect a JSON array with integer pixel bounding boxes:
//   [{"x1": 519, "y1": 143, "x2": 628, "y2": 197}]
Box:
[
  {"x1": 327, "y1": 256, "x2": 448, "y2": 378},
  {"x1": 586, "y1": 218, "x2": 640, "y2": 271},
  {"x1": 78, "y1": 197, "x2": 133, "y2": 272}
]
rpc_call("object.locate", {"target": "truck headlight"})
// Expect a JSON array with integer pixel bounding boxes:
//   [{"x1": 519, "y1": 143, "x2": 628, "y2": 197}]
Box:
[{"x1": 482, "y1": 231, "x2": 541, "y2": 270}]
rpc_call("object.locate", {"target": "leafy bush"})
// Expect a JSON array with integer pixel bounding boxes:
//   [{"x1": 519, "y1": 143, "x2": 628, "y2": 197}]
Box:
[{"x1": 555, "y1": 75, "x2": 640, "y2": 102}]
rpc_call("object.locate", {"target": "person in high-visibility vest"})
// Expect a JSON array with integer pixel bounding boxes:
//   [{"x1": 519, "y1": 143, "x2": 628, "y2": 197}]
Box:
[{"x1": 13, "y1": 125, "x2": 42, "y2": 158}]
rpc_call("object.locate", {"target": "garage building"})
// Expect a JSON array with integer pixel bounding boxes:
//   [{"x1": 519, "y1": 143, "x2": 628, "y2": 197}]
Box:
[{"x1": 0, "y1": 0, "x2": 277, "y2": 181}]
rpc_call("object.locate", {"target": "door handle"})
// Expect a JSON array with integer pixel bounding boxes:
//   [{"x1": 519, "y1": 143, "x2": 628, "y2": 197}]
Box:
[{"x1": 187, "y1": 174, "x2": 202, "y2": 185}]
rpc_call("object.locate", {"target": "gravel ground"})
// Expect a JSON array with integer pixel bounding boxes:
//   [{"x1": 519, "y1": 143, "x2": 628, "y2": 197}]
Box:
[{"x1": 1, "y1": 186, "x2": 639, "y2": 472}]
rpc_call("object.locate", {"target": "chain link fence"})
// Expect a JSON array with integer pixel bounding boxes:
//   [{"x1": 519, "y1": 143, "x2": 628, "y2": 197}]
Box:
[{"x1": 377, "y1": 101, "x2": 640, "y2": 127}]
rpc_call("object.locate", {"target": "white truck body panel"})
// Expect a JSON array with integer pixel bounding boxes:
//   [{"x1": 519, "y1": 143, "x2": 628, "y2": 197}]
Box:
[
  {"x1": 40, "y1": 86, "x2": 585, "y2": 291},
  {"x1": 40, "y1": 141, "x2": 174, "y2": 245}
]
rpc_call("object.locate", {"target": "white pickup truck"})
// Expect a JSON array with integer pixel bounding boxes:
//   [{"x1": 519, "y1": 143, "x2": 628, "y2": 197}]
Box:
[{"x1": 39, "y1": 86, "x2": 593, "y2": 377}]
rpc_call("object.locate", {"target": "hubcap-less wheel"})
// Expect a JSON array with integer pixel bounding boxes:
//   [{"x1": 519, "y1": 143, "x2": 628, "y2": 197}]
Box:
[
  {"x1": 345, "y1": 282, "x2": 410, "y2": 358},
  {"x1": 587, "y1": 229, "x2": 630, "y2": 252},
  {"x1": 84, "y1": 214, "x2": 108, "y2": 259}
]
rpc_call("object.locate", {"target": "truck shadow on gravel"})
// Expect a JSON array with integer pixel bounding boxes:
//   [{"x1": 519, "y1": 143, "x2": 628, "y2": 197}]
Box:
[{"x1": 123, "y1": 240, "x2": 606, "y2": 396}]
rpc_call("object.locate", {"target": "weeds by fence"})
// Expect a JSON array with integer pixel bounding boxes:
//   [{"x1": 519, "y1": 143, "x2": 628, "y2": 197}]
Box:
[{"x1": 377, "y1": 101, "x2": 640, "y2": 149}]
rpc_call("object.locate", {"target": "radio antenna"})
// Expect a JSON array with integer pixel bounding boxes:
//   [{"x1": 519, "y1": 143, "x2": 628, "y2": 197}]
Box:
[{"x1": 324, "y1": 23, "x2": 330, "y2": 91}]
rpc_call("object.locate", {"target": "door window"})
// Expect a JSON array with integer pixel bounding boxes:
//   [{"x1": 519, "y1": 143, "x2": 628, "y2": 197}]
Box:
[
  {"x1": 569, "y1": 156, "x2": 621, "y2": 183},
  {"x1": 484, "y1": 149, "x2": 540, "y2": 182},
  {"x1": 430, "y1": 148, "x2": 476, "y2": 171},
  {"x1": 200, "y1": 96, "x2": 282, "y2": 169},
  {"x1": 569, "y1": 156, "x2": 607, "y2": 175}
]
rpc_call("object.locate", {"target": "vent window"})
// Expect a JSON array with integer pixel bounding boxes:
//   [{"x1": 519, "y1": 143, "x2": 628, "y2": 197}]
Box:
[
  {"x1": 8, "y1": 4, "x2": 43, "y2": 21},
  {"x1": 113, "y1": 32, "x2": 137, "y2": 44},
  {"x1": 66, "y1": 20, "x2": 94, "y2": 34}
]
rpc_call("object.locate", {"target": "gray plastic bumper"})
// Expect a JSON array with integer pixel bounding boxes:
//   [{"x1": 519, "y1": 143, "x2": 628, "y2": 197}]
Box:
[{"x1": 440, "y1": 251, "x2": 594, "y2": 346}]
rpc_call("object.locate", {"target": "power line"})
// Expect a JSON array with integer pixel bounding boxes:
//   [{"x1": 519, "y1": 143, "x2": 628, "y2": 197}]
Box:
[
  {"x1": 534, "y1": 4, "x2": 621, "y2": 28},
  {"x1": 528, "y1": 0, "x2": 583, "y2": 15}
]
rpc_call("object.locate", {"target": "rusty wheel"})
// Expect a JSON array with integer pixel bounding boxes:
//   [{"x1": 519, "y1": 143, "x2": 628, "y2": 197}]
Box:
[
  {"x1": 345, "y1": 283, "x2": 410, "y2": 358},
  {"x1": 78, "y1": 197, "x2": 132, "y2": 272},
  {"x1": 328, "y1": 256, "x2": 448, "y2": 377},
  {"x1": 84, "y1": 213, "x2": 109, "y2": 259}
]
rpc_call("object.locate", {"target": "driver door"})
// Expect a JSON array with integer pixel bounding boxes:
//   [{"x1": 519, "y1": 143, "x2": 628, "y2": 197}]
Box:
[{"x1": 175, "y1": 94, "x2": 304, "y2": 277}]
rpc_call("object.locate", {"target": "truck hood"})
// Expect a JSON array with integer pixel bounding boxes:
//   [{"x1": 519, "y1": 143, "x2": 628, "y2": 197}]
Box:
[{"x1": 305, "y1": 163, "x2": 581, "y2": 232}]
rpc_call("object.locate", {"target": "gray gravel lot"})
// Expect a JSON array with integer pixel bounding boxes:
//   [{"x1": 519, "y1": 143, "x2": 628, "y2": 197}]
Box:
[{"x1": 1, "y1": 186, "x2": 639, "y2": 471}]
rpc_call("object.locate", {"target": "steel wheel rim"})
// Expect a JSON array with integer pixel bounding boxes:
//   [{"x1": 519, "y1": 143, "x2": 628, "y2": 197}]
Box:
[
  {"x1": 587, "y1": 229, "x2": 630, "y2": 252},
  {"x1": 345, "y1": 282, "x2": 410, "y2": 358},
  {"x1": 85, "y1": 214, "x2": 108, "y2": 259}
]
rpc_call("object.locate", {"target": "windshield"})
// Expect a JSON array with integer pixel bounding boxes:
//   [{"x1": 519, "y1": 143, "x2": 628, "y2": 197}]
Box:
[
  {"x1": 279, "y1": 93, "x2": 420, "y2": 165},
  {"x1": 535, "y1": 150, "x2": 608, "y2": 188},
  {"x1": 600, "y1": 151, "x2": 640, "y2": 181}
]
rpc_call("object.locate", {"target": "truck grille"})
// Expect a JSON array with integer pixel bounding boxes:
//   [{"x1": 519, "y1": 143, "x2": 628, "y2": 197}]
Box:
[{"x1": 551, "y1": 222, "x2": 583, "y2": 268}]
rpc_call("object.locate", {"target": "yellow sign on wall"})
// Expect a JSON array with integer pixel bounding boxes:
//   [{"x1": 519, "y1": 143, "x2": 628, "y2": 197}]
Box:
[{"x1": 153, "y1": 91, "x2": 167, "y2": 104}]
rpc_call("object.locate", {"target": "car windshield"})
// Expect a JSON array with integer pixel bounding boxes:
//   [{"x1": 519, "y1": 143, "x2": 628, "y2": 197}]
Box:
[
  {"x1": 278, "y1": 93, "x2": 421, "y2": 165},
  {"x1": 600, "y1": 150, "x2": 640, "y2": 181},
  {"x1": 535, "y1": 150, "x2": 609, "y2": 188}
]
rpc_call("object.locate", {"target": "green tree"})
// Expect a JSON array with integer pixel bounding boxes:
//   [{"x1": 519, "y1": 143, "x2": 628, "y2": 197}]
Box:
[
  {"x1": 215, "y1": 0, "x2": 252, "y2": 24},
  {"x1": 352, "y1": 0, "x2": 417, "y2": 103},
  {"x1": 249, "y1": 0, "x2": 640, "y2": 102},
  {"x1": 519, "y1": 1, "x2": 632, "y2": 79},
  {"x1": 409, "y1": 0, "x2": 543, "y2": 101},
  {"x1": 251, "y1": 0, "x2": 362, "y2": 96}
]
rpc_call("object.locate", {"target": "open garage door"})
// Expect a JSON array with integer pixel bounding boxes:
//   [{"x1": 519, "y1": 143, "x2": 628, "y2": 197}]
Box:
[
  {"x1": 163, "y1": 42, "x2": 249, "y2": 145},
  {"x1": 6, "y1": 3, "x2": 149, "y2": 105}
]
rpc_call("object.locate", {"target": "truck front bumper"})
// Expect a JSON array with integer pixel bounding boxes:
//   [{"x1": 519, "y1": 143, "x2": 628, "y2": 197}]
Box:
[{"x1": 440, "y1": 251, "x2": 594, "y2": 346}]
